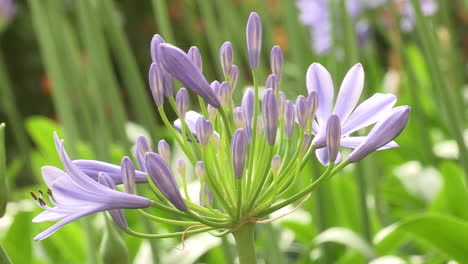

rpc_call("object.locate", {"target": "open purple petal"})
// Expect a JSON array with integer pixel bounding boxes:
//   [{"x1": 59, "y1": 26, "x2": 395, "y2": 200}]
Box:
[
  {"x1": 72, "y1": 160, "x2": 148, "y2": 185},
  {"x1": 332, "y1": 63, "x2": 364, "y2": 122},
  {"x1": 340, "y1": 136, "x2": 398, "y2": 150},
  {"x1": 306, "y1": 63, "x2": 334, "y2": 126}
]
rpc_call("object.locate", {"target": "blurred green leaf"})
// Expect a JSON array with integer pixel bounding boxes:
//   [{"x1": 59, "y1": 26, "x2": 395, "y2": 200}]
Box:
[
  {"x1": 3, "y1": 211, "x2": 32, "y2": 264},
  {"x1": 25, "y1": 116, "x2": 62, "y2": 166},
  {"x1": 374, "y1": 214, "x2": 468, "y2": 263},
  {"x1": 0, "y1": 123, "x2": 7, "y2": 217},
  {"x1": 99, "y1": 217, "x2": 130, "y2": 264},
  {"x1": 315, "y1": 227, "x2": 376, "y2": 260}
]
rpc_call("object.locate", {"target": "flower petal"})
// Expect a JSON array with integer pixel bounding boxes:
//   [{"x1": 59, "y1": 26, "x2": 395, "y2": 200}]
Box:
[
  {"x1": 32, "y1": 210, "x2": 69, "y2": 223},
  {"x1": 72, "y1": 160, "x2": 148, "y2": 184},
  {"x1": 340, "y1": 137, "x2": 399, "y2": 150},
  {"x1": 341, "y1": 93, "x2": 397, "y2": 135},
  {"x1": 315, "y1": 148, "x2": 341, "y2": 165},
  {"x1": 333, "y1": 64, "x2": 364, "y2": 122},
  {"x1": 306, "y1": 63, "x2": 334, "y2": 125},
  {"x1": 42, "y1": 166, "x2": 67, "y2": 187}
]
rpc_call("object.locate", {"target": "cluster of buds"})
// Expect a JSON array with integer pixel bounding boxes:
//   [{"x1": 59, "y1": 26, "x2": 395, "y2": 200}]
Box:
[{"x1": 31, "y1": 12, "x2": 409, "y2": 243}]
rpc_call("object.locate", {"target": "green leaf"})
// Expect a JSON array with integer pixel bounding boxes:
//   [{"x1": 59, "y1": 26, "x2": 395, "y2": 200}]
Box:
[
  {"x1": 374, "y1": 214, "x2": 468, "y2": 263},
  {"x1": 99, "y1": 217, "x2": 130, "y2": 264},
  {"x1": 369, "y1": 256, "x2": 405, "y2": 264},
  {"x1": 314, "y1": 227, "x2": 376, "y2": 260},
  {"x1": 3, "y1": 211, "x2": 32, "y2": 264}
]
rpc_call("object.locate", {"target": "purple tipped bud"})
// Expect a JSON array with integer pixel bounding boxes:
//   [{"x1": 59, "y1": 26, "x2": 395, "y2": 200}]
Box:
[
  {"x1": 296, "y1": 95, "x2": 308, "y2": 130},
  {"x1": 150, "y1": 34, "x2": 165, "y2": 62},
  {"x1": 266, "y1": 74, "x2": 279, "y2": 93},
  {"x1": 277, "y1": 92, "x2": 286, "y2": 118},
  {"x1": 135, "y1": 136, "x2": 152, "y2": 171},
  {"x1": 176, "y1": 88, "x2": 189, "y2": 119},
  {"x1": 176, "y1": 158, "x2": 186, "y2": 177},
  {"x1": 163, "y1": 71, "x2": 173, "y2": 98},
  {"x1": 307, "y1": 92, "x2": 319, "y2": 121},
  {"x1": 217, "y1": 82, "x2": 231, "y2": 107},
  {"x1": 207, "y1": 105, "x2": 218, "y2": 120},
  {"x1": 271, "y1": 155, "x2": 281, "y2": 175},
  {"x1": 270, "y1": 45, "x2": 283, "y2": 79},
  {"x1": 149, "y1": 62, "x2": 165, "y2": 107},
  {"x1": 211, "y1": 80, "x2": 221, "y2": 91},
  {"x1": 242, "y1": 88, "x2": 255, "y2": 126},
  {"x1": 158, "y1": 139, "x2": 171, "y2": 163},
  {"x1": 121, "y1": 156, "x2": 136, "y2": 194},
  {"x1": 246, "y1": 12, "x2": 262, "y2": 69},
  {"x1": 230, "y1": 65, "x2": 240, "y2": 91},
  {"x1": 326, "y1": 115, "x2": 341, "y2": 164},
  {"x1": 199, "y1": 183, "x2": 213, "y2": 207},
  {"x1": 233, "y1": 107, "x2": 246, "y2": 128},
  {"x1": 158, "y1": 43, "x2": 220, "y2": 108},
  {"x1": 196, "y1": 117, "x2": 213, "y2": 146},
  {"x1": 98, "y1": 172, "x2": 128, "y2": 229},
  {"x1": 145, "y1": 152, "x2": 187, "y2": 211},
  {"x1": 187, "y1": 46, "x2": 202, "y2": 71},
  {"x1": 348, "y1": 106, "x2": 410, "y2": 162},
  {"x1": 263, "y1": 88, "x2": 278, "y2": 146},
  {"x1": 284, "y1": 100, "x2": 295, "y2": 139},
  {"x1": 220, "y1": 41, "x2": 233, "y2": 77},
  {"x1": 231, "y1": 128, "x2": 248, "y2": 179},
  {"x1": 301, "y1": 133, "x2": 311, "y2": 154},
  {"x1": 195, "y1": 161, "x2": 206, "y2": 179}
]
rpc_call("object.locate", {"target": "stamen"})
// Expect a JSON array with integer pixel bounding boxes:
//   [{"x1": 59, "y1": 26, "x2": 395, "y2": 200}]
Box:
[
  {"x1": 38, "y1": 197, "x2": 46, "y2": 207},
  {"x1": 30, "y1": 192, "x2": 37, "y2": 200}
]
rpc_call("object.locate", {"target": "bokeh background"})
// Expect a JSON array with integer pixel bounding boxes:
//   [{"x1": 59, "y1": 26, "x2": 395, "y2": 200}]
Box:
[{"x1": 1, "y1": 0, "x2": 468, "y2": 263}]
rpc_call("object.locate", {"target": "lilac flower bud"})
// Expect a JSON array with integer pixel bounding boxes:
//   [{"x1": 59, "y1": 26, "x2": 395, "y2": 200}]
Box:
[
  {"x1": 158, "y1": 43, "x2": 220, "y2": 107},
  {"x1": 121, "y1": 156, "x2": 136, "y2": 194},
  {"x1": 270, "y1": 45, "x2": 283, "y2": 79},
  {"x1": 266, "y1": 74, "x2": 279, "y2": 93},
  {"x1": 176, "y1": 158, "x2": 186, "y2": 177},
  {"x1": 220, "y1": 41, "x2": 233, "y2": 77},
  {"x1": 158, "y1": 139, "x2": 171, "y2": 163},
  {"x1": 211, "y1": 80, "x2": 221, "y2": 91},
  {"x1": 233, "y1": 107, "x2": 246, "y2": 128},
  {"x1": 277, "y1": 92, "x2": 286, "y2": 118},
  {"x1": 195, "y1": 161, "x2": 206, "y2": 180},
  {"x1": 145, "y1": 152, "x2": 187, "y2": 211},
  {"x1": 348, "y1": 106, "x2": 410, "y2": 163},
  {"x1": 149, "y1": 62, "x2": 164, "y2": 107},
  {"x1": 263, "y1": 88, "x2": 278, "y2": 146},
  {"x1": 296, "y1": 95, "x2": 308, "y2": 130},
  {"x1": 196, "y1": 117, "x2": 213, "y2": 146},
  {"x1": 301, "y1": 133, "x2": 311, "y2": 154},
  {"x1": 217, "y1": 82, "x2": 231, "y2": 107},
  {"x1": 230, "y1": 65, "x2": 239, "y2": 91},
  {"x1": 246, "y1": 12, "x2": 262, "y2": 69},
  {"x1": 176, "y1": 88, "x2": 189, "y2": 119},
  {"x1": 150, "y1": 34, "x2": 165, "y2": 62},
  {"x1": 163, "y1": 71, "x2": 173, "y2": 98},
  {"x1": 199, "y1": 183, "x2": 213, "y2": 207},
  {"x1": 135, "y1": 136, "x2": 152, "y2": 171},
  {"x1": 207, "y1": 105, "x2": 218, "y2": 120},
  {"x1": 231, "y1": 128, "x2": 248, "y2": 179},
  {"x1": 242, "y1": 88, "x2": 254, "y2": 126},
  {"x1": 187, "y1": 46, "x2": 202, "y2": 72},
  {"x1": 284, "y1": 100, "x2": 295, "y2": 139},
  {"x1": 97, "y1": 172, "x2": 128, "y2": 229},
  {"x1": 326, "y1": 115, "x2": 341, "y2": 164},
  {"x1": 307, "y1": 91, "x2": 319, "y2": 121},
  {"x1": 271, "y1": 155, "x2": 281, "y2": 175}
]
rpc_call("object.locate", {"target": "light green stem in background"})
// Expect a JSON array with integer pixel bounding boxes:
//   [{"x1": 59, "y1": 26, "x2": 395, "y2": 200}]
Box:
[
  {"x1": 232, "y1": 222, "x2": 257, "y2": 264},
  {"x1": 0, "y1": 244, "x2": 11, "y2": 264},
  {"x1": 0, "y1": 124, "x2": 7, "y2": 218}
]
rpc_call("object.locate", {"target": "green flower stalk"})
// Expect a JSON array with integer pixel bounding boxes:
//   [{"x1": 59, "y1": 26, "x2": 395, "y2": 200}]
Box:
[{"x1": 31, "y1": 11, "x2": 410, "y2": 264}]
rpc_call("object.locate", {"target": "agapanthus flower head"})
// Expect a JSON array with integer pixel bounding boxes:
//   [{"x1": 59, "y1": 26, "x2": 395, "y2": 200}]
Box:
[
  {"x1": 32, "y1": 134, "x2": 151, "y2": 240},
  {"x1": 32, "y1": 13, "x2": 409, "y2": 257}
]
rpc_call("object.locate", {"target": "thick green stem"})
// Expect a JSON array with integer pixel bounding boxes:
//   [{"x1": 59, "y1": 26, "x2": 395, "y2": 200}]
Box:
[{"x1": 232, "y1": 222, "x2": 257, "y2": 264}]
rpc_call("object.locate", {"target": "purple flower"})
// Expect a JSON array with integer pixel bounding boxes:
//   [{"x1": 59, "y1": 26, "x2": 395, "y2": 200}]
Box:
[
  {"x1": 187, "y1": 46, "x2": 203, "y2": 72},
  {"x1": 263, "y1": 88, "x2": 278, "y2": 146},
  {"x1": 242, "y1": 88, "x2": 255, "y2": 127},
  {"x1": 266, "y1": 74, "x2": 279, "y2": 93},
  {"x1": 176, "y1": 88, "x2": 189, "y2": 119},
  {"x1": 246, "y1": 12, "x2": 262, "y2": 69},
  {"x1": 121, "y1": 156, "x2": 136, "y2": 194},
  {"x1": 150, "y1": 34, "x2": 165, "y2": 62},
  {"x1": 158, "y1": 139, "x2": 171, "y2": 163},
  {"x1": 98, "y1": 173, "x2": 129, "y2": 229},
  {"x1": 326, "y1": 115, "x2": 341, "y2": 164},
  {"x1": 231, "y1": 128, "x2": 248, "y2": 179},
  {"x1": 220, "y1": 41, "x2": 233, "y2": 77},
  {"x1": 72, "y1": 159, "x2": 148, "y2": 184},
  {"x1": 158, "y1": 43, "x2": 220, "y2": 108},
  {"x1": 230, "y1": 65, "x2": 240, "y2": 91},
  {"x1": 217, "y1": 81, "x2": 231, "y2": 107},
  {"x1": 284, "y1": 100, "x2": 295, "y2": 139},
  {"x1": 295, "y1": 95, "x2": 308, "y2": 131},
  {"x1": 135, "y1": 136, "x2": 152, "y2": 171},
  {"x1": 270, "y1": 45, "x2": 283, "y2": 80},
  {"x1": 174, "y1": 111, "x2": 220, "y2": 143},
  {"x1": 308, "y1": 63, "x2": 403, "y2": 165},
  {"x1": 348, "y1": 106, "x2": 410, "y2": 162},
  {"x1": 196, "y1": 117, "x2": 214, "y2": 146},
  {"x1": 145, "y1": 152, "x2": 187, "y2": 211},
  {"x1": 32, "y1": 134, "x2": 151, "y2": 240},
  {"x1": 0, "y1": 0, "x2": 16, "y2": 25},
  {"x1": 149, "y1": 62, "x2": 165, "y2": 107}
]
